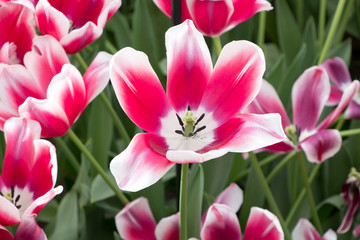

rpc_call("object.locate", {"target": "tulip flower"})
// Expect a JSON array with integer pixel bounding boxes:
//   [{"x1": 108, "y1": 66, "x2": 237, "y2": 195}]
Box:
[
  {"x1": 0, "y1": 117, "x2": 63, "y2": 239},
  {"x1": 34, "y1": 0, "x2": 122, "y2": 53},
  {"x1": 292, "y1": 218, "x2": 336, "y2": 240},
  {"x1": 322, "y1": 57, "x2": 360, "y2": 119},
  {"x1": 0, "y1": 35, "x2": 111, "y2": 137},
  {"x1": 244, "y1": 66, "x2": 359, "y2": 163},
  {"x1": 152, "y1": 0, "x2": 272, "y2": 36},
  {"x1": 109, "y1": 19, "x2": 285, "y2": 192},
  {"x1": 0, "y1": 2, "x2": 36, "y2": 64}
]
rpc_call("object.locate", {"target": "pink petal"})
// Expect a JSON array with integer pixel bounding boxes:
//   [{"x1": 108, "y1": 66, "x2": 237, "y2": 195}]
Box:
[
  {"x1": 0, "y1": 225, "x2": 13, "y2": 240},
  {"x1": 323, "y1": 230, "x2": 337, "y2": 240},
  {"x1": 25, "y1": 186, "x2": 63, "y2": 216},
  {"x1": 110, "y1": 133, "x2": 174, "y2": 192},
  {"x1": 200, "y1": 204, "x2": 241, "y2": 240},
  {"x1": 291, "y1": 218, "x2": 321, "y2": 240},
  {"x1": 2, "y1": 118, "x2": 41, "y2": 188},
  {"x1": 261, "y1": 141, "x2": 295, "y2": 154},
  {"x1": 243, "y1": 207, "x2": 284, "y2": 240},
  {"x1": 14, "y1": 214, "x2": 47, "y2": 240},
  {"x1": 344, "y1": 100, "x2": 360, "y2": 119},
  {"x1": 321, "y1": 57, "x2": 352, "y2": 86},
  {"x1": 200, "y1": 41, "x2": 265, "y2": 125},
  {"x1": 299, "y1": 129, "x2": 341, "y2": 164},
  {"x1": 0, "y1": 196, "x2": 21, "y2": 226},
  {"x1": 166, "y1": 149, "x2": 229, "y2": 164},
  {"x1": 353, "y1": 225, "x2": 360, "y2": 237},
  {"x1": 152, "y1": 0, "x2": 191, "y2": 20},
  {"x1": 0, "y1": 2, "x2": 36, "y2": 63},
  {"x1": 83, "y1": 51, "x2": 111, "y2": 104},
  {"x1": 317, "y1": 80, "x2": 359, "y2": 130},
  {"x1": 115, "y1": 197, "x2": 157, "y2": 240},
  {"x1": 166, "y1": 20, "x2": 212, "y2": 112},
  {"x1": 110, "y1": 47, "x2": 172, "y2": 134},
  {"x1": 186, "y1": 0, "x2": 234, "y2": 36},
  {"x1": 292, "y1": 66, "x2": 330, "y2": 131},
  {"x1": 338, "y1": 179, "x2": 360, "y2": 233},
  {"x1": 0, "y1": 43, "x2": 20, "y2": 65},
  {"x1": 24, "y1": 35, "x2": 70, "y2": 95},
  {"x1": 96, "y1": 0, "x2": 122, "y2": 29},
  {"x1": 327, "y1": 85, "x2": 343, "y2": 106},
  {"x1": 244, "y1": 80, "x2": 291, "y2": 129},
  {"x1": 19, "y1": 64, "x2": 87, "y2": 137},
  {"x1": 155, "y1": 213, "x2": 179, "y2": 240}
]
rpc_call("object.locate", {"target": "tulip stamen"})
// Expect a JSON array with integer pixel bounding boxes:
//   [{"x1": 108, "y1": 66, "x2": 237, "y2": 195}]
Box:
[{"x1": 175, "y1": 106, "x2": 206, "y2": 137}]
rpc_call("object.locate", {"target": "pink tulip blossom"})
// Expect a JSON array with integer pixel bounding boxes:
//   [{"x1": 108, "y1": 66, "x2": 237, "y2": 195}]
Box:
[
  {"x1": 152, "y1": 0, "x2": 272, "y2": 36},
  {"x1": 109, "y1": 19, "x2": 285, "y2": 192},
  {"x1": 115, "y1": 184, "x2": 284, "y2": 240},
  {"x1": 34, "y1": 0, "x2": 121, "y2": 53},
  {"x1": 0, "y1": 35, "x2": 111, "y2": 137},
  {"x1": 322, "y1": 57, "x2": 360, "y2": 119},
  {"x1": 244, "y1": 66, "x2": 359, "y2": 163},
  {"x1": 292, "y1": 218, "x2": 336, "y2": 240},
  {"x1": 0, "y1": 2, "x2": 36, "y2": 64},
  {"x1": 0, "y1": 117, "x2": 63, "y2": 239}
]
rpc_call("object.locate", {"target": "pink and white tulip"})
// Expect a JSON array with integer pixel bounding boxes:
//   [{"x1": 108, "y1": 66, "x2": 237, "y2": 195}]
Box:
[
  {"x1": 0, "y1": 117, "x2": 63, "y2": 239},
  {"x1": 292, "y1": 218, "x2": 336, "y2": 240},
  {"x1": 34, "y1": 0, "x2": 121, "y2": 54},
  {"x1": 322, "y1": 57, "x2": 360, "y2": 119},
  {"x1": 109, "y1": 19, "x2": 285, "y2": 192},
  {"x1": 152, "y1": 0, "x2": 272, "y2": 36},
  {"x1": 0, "y1": 35, "x2": 111, "y2": 137},
  {"x1": 244, "y1": 66, "x2": 359, "y2": 163}
]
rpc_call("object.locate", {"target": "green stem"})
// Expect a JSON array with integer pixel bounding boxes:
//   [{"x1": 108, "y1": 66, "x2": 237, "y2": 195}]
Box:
[
  {"x1": 105, "y1": 40, "x2": 118, "y2": 54},
  {"x1": 74, "y1": 53, "x2": 88, "y2": 72},
  {"x1": 297, "y1": 153, "x2": 323, "y2": 235},
  {"x1": 340, "y1": 128, "x2": 360, "y2": 137},
  {"x1": 296, "y1": 0, "x2": 304, "y2": 30},
  {"x1": 257, "y1": 12, "x2": 267, "y2": 49},
  {"x1": 318, "y1": 0, "x2": 347, "y2": 64},
  {"x1": 179, "y1": 163, "x2": 189, "y2": 240},
  {"x1": 67, "y1": 129, "x2": 129, "y2": 205},
  {"x1": 335, "y1": 0, "x2": 354, "y2": 45},
  {"x1": 266, "y1": 151, "x2": 297, "y2": 183},
  {"x1": 355, "y1": 0, "x2": 360, "y2": 35},
  {"x1": 54, "y1": 137, "x2": 80, "y2": 172},
  {"x1": 212, "y1": 36, "x2": 222, "y2": 57},
  {"x1": 286, "y1": 164, "x2": 322, "y2": 225},
  {"x1": 249, "y1": 152, "x2": 291, "y2": 240},
  {"x1": 336, "y1": 114, "x2": 345, "y2": 130},
  {"x1": 318, "y1": 0, "x2": 326, "y2": 48}
]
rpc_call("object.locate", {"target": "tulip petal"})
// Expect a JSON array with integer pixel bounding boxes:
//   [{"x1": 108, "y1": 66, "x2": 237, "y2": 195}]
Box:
[
  {"x1": 155, "y1": 213, "x2": 179, "y2": 240},
  {"x1": 323, "y1": 230, "x2": 337, "y2": 240},
  {"x1": 166, "y1": 20, "x2": 212, "y2": 112},
  {"x1": 291, "y1": 218, "x2": 321, "y2": 240},
  {"x1": 166, "y1": 148, "x2": 228, "y2": 164},
  {"x1": 186, "y1": 0, "x2": 234, "y2": 36},
  {"x1": 0, "y1": 196, "x2": 21, "y2": 226},
  {"x1": 110, "y1": 47, "x2": 172, "y2": 134},
  {"x1": 14, "y1": 214, "x2": 46, "y2": 240},
  {"x1": 152, "y1": 0, "x2": 191, "y2": 20},
  {"x1": 353, "y1": 225, "x2": 360, "y2": 237},
  {"x1": 201, "y1": 41, "x2": 265, "y2": 125},
  {"x1": 110, "y1": 133, "x2": 174, "y2": 192},
  {"x1": 115, "y1": 197, "x2": 157, "y2": 240},
  {"x1": 0, "y1": 225, "x2": 13, "y2": 240},
  {"x1": 0, "y1": 42, "x2": 20, "y2": 65},
  {"x1": 321, "y1": 57, "x2": 352, "y2": 86},
  {"x1": 292, "y1": 66, "x2": 330, "y2": 131},
  {"x1": 344, "y1": 100, "x2": 360, "y2": 119},
  {"x1": 327, "y1": 85, "x2": 343, "y2": 106},
  {"x1": 201, "y1": 204, "x2": 241, "y2": 240},
  {"x1": 243, "y1": 207, "x2": 284, "y2": 240},
  {"x1": 338, "y1": 179, "x2": 360, "y2": 233},
  {"x1": 25, "y1": 186, "x2": 63, "y2": 216},
  {"x1": 299, "y1": 129, "x2": 341, "y2": 164}
]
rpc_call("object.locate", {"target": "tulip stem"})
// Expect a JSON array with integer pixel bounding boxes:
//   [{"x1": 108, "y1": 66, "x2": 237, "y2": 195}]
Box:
[
  {"x1": 318, "y1": 0, "x2": 346, "y2": 64},
  {"x1": 212, "y1": 36, "x2": 222, "y2": 57},
  {"x1": 297, "y1": 152, "x2": 323, "y2": 235},
  {"x1": 54, "y1": 137, "x2": 80, "y2": 172},
  {"x1": 67, "y1": 129, "x2": 129, "y2": 205},
  {"x1": 257, "y1": 11, "x2": 267, "y2": 49},
  {"x1": 179, "y1": 163, "x2": 189, "y2": 240},
  {"x1": 340, "y1": 128, "x2": 360, "y2": 137},
  {"x1": 250, "y1": 152, "x2": 291, "y2": 240},
  {"x1": 318, "y1": 0, "x2": 326, "y2": 48},
  {"x1": 335, "y1": 0, "x2": 354, "y2": 45},
  {"x1": 266, "y1": 151, "x2": 297, "y2": 183}
]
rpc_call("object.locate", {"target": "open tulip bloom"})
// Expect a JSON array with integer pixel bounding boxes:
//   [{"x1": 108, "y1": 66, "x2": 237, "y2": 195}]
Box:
[
  {"x1": 152, "y1": 0, "x2": 272, "y2": 36},
  {"x1": 109, "y1": 19, "x2": 286, "y2": 192},
  {"x1": 0, "y1": 117, "x2": 62, "y2": 239},
  {"x1": 244, "y1": 66, "x2": 359, "y2": 163},
  {"x1": 0, "y1": 35, "x2": 111, "y2": 137}
]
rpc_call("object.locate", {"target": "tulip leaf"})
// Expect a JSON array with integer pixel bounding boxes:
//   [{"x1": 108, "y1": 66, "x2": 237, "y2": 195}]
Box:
[
  {"x1": 105, "y1": 11, "x2": 132, "y2": 51},
  {"x1": 90, "y1": 172, "x2": 115, "y2": 203},
  {"x1": 326, "y1": 38, "x2": 352, "y2": 65}
]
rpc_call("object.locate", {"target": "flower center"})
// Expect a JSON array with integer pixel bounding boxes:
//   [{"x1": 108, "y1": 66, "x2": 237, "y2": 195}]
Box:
[
  {"x1": 0, "y1": 186, "x2": 21, "y2": 209},
  {"x1": 175, "y1": 106, "x2": 206, "y2": 138},
  {"x1": 285, "y1": 124, "x2": 301, "y2": 145}
]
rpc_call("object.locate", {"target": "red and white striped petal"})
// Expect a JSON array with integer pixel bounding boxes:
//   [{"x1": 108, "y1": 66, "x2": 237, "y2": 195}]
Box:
[
  {"x1": 292, "y1": 66, "x2": 330, "y2": 131},
  {"x1": 317, "y1": 80, "x2": 359, "y2": 130},
  {"x1": 14, "y1": 214, "x2": 47, "y2": 240},
  {"x1": 201, "y1": 41, "x2": 265, "y2": 125},
  {"x1": 155, "y1": 213, "x2": 179, "y2": 240},
  {"x1": 110, "y1": 47, "x2": 172, "y2": 134},
  {"x1": 0, "y1": 43, "x2": 20, "y2": 65},
  {"x1": 201, "y1": 204, "x2": 241, "y2": 240},
  {"x1": 24, "y1": 186, "x2": 63, "y2": 216},
  {"x1": 344, "y1": 100, "x2": 360, "y2": 119},
  {"x1": 186, "y1": 0, "x2": 234, "y2": 36},
  {"x1": 244, "y1": 80, "x2": 291, "y2": 129},
  {"x1": 96, "y1": 0, "x2": 122, "y2": 29},
  {"x1": 2, "y1": 118, "x2": 40, "y2": 189},
  {"x1": 327, "y1": 85, "x2": 343, "y2": 106},
  {"x1": 299, "y1": 129, "x2": 341, "y2": 164},
  {"x1": 0, "y1": 196, "x2": 21, "y2": 226},
  {"x1": 83, "y1": 51, "x2": 111, "y2": 104},
  {"x1": 152, "y1": 0, "x2": 191, "y2": 20},
  {"x1": 115, "y1": 197, "x2": 157, "y2": 240},
  {"x1": 166, "y1": 20, "x2": 212, "y2": 112},
  {"x1": 321, "y1": 57, "x2": 352, "y2": 87},
  {"x1": 243, "y1": 207, "x2": 284, "y2": 240},
  {"x1": 24, "y1": 35, "x2": 70, "y2": 95},
  {"x1": 0, "y1": 225, "x2": 13, "y2": 240},
  {"x1": 292, "y1": 218, "x2": 336, "y2": 240},
  {"x1": 19, "y1": 64, "x2": 86, "y2": 137},
  {"x1": 110, "y1": 133, "x2": 174, "y2": 192}
]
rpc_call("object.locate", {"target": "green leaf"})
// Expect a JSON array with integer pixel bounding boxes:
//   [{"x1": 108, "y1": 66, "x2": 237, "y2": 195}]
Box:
[
  {"x1": 90, "y1": 172, "x2": 115, "y2": 203},
  {"x1": 105, "y1": 11, "x2": 132, "y2": 50},
  {"x1": 326, "y1": 38, "x2": 352, "y2": 65}
]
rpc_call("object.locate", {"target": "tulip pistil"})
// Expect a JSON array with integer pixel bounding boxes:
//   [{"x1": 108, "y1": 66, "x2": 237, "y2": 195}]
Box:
[
  {"x1": 0, "y1": 186, "x2": 21, "y2": 209},
  {"x1": 175, "y1": 106, "x2": 206, "y2": 138}
]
